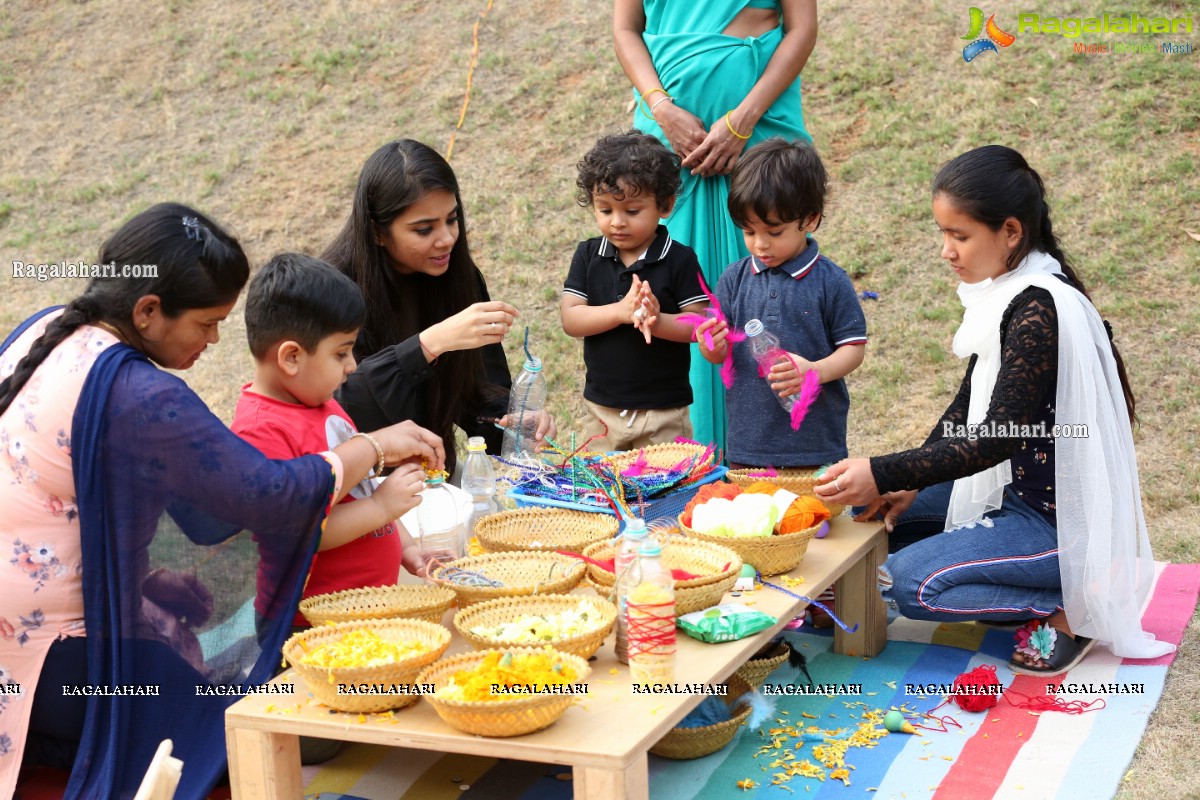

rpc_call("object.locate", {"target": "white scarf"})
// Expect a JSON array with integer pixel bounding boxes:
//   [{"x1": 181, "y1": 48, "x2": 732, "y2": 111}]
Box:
[{"x1": 948, "y1": 251, "x2": 1173, "y2": 659}]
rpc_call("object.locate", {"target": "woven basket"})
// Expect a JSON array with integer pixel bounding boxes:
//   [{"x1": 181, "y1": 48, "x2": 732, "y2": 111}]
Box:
[
  {"x1": 473, "y1": 507, "x2": 619, "y2": 555},
  {"x1": 735, "y1": 638, "x2": 792, "y2": 689},
  {"x1": 453, "y1": 594, "x2": 617, "y2": 659},
  {"x1": 430, "y1": 551, "x2": 586, "y2": 609},
  {"x1": 581, "y1": 535, "x2": 741, "y2": 616},
  {"x1": 299, "y1": 584, "x2": 456, "y2": 627},
  {"x1": 649, "y1": 673, "x2": 754, "y2": 759},
  {"x1": 725, "y1": 468, "x2": 846, "y2": 519},
  {"x1": 282, "y1": 618, "x2": 451, "y2": 713},
  {"x1": 417, "y1": 647, "x2": 591, "y2": 737},
  {"x1": 678, "y1": 516, "x2": 821, "y2": 577},
  {"x1": 609, "y1": 441, "x2": 712, "y2": 472}
]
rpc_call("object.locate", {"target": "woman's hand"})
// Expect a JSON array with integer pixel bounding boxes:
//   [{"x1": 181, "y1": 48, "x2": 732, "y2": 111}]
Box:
[
  {"x1": 854, "y1": 490, "x2": 917, "y2": 533},
  {"x1": 813, "y1": 457, "x2": 879, "y2": 506},
  {"x1": 497, "y1": 409, "x2": 558, "y2": 447},
  {"x1": 370, "y1": 463, "x2": 426, "y2": 520},
  {"x1": 767, "y1": 353, "x2": 816, "y2": 398},
  {"x1": 680, "y1": 114, "x2": 751, "y2": 177},
  {"x1": 421, "y1": 300, "x2": 519, "y2": 358},
  {"x1": 371, "y1": 420, "x2": 446, "y2": 471},
  {"x1": 653, "y1": 102, "x2": 709, "y2": 161}
]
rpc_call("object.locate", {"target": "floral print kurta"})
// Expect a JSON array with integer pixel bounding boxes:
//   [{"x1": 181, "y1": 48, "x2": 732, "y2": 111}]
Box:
[{"x1": 0, "y1": 311, "x2": 120, "y2": 795}]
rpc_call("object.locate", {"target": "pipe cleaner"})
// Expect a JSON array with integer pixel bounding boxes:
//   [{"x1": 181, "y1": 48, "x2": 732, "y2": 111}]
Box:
[{"x1": 676, "y1": 273, "x2": 746, "y2": 389}]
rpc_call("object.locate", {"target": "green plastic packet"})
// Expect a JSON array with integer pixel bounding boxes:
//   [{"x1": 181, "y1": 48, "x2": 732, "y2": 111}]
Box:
[{"x1": 678, "y1": 603, "x2": 777, "y2": 643}]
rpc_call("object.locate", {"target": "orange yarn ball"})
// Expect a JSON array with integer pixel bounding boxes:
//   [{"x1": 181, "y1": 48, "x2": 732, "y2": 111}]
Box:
[
  {"x1": 742, "y1": 480, "x2": 781, "y2": 496},
  {"x1": 680, "y1": 481, "x2": 742, "y2": 527},
  {"x1": 778, "y1": 496, "x2": 831, "y2": 535}
]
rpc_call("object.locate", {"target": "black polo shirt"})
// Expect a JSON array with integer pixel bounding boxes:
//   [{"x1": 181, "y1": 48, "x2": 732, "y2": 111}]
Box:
[{"x1": 563, "y1": 226, "x2": 706, "y2": 409}]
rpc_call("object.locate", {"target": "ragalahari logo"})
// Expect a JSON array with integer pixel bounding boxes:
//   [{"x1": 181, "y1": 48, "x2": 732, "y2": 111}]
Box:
[{"x1": 962, "y1": 7, "x2": 1016, "y2": 61}]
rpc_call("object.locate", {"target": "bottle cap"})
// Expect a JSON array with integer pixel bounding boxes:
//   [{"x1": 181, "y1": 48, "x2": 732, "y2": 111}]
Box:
[
  {"x1": 638, "y1": 540, "x2": 662, "y2": 557},
  {"x1": 624, "y1": 518, "x2": 648, "y2": 537},
  {"x1": 424, "y1": 474, "x2": 445, "y2": 486},
  {"x1": 466, "y1": 436, "x2": 487, "y2": 451},
  {"x1": 744, "y1": 319, "x2": 764, "y2": 336},
  {"x1": 523, "y1": 356, "x2": 543, "y2": 372}
]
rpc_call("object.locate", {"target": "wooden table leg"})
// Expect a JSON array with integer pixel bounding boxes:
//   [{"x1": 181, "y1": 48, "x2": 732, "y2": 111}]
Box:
[
  {"x1": 833, "y1": 529, "x2": 889, "y2": 657},
  {"x1": 573, "y1": 756, "x2": 649, "y2": 800},
  {"x1": 225, "y1": 725, "x2": 303, "y2": 800}
]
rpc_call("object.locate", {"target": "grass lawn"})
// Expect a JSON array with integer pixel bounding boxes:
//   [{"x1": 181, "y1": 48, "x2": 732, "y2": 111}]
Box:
[{"x1": 1, "y1": 1, "x2": 1197, "y2": 796}]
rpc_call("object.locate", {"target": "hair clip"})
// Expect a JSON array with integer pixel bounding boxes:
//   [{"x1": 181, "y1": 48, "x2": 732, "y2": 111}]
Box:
[{"x1": 181, "y1": 216, "x2": 202, "y2": 241}]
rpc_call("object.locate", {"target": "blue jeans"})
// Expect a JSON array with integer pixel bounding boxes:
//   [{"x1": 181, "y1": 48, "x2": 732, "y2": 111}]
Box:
[{"x1": 878, "y1": 482, "x2": 1062, "y2": 622}]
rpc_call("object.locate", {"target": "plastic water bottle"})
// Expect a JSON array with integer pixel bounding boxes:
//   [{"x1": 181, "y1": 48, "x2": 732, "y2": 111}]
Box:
[
  {"x1": 462, "y1": 436, "x2": 498, "y2": 537},
  {"x1": 500, "y1": 354, "x2": 547, "y2": 462},
  {"x1": 614, "y1": 518, "x2": 650, "y2": 664},
  {"x1": 417, "y1": 473, "x2": 463, "y2": 567},
  {"x1": 626, "y1": 540, "x2": 676, "y2": 684},
  {"x1": 744, "y1": 318, "x2": 794, "y2": 412}
]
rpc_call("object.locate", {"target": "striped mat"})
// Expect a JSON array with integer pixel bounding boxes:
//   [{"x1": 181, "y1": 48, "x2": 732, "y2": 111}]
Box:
[{"x1": 303, "y1": 563, "x2": 1199, "y2": 800}]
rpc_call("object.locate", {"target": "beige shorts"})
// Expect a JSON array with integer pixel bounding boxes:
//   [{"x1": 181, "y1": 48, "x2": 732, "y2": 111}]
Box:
[{"x1": 581, "y1": 400, "x2": 693, "y2": 453}]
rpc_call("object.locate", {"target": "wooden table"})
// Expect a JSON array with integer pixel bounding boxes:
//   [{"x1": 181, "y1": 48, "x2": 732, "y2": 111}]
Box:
[{"x1": 225, "y1": 516, "x2": 887, "y2": 799}]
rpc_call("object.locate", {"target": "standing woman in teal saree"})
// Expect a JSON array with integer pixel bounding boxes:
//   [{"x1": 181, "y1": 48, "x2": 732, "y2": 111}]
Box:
[{"x1": 614, "y1": 0, "x2": 817, "y2": 452}]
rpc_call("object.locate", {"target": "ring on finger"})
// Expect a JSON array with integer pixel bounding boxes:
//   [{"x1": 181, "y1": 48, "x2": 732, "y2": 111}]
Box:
[
  {"x1": 490, "y1": 321, "x2": 498, "y2": 332},
  {"x1": 834, "y1": 478, "x2": 844, "y2": 492}
]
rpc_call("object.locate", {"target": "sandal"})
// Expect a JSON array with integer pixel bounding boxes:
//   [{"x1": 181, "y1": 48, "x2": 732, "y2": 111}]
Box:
[{"x1": 1007, "y1": 621, "x2": 1095, "y2": 676}]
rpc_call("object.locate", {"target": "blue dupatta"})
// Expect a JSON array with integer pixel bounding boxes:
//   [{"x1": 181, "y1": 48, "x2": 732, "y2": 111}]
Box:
[
  {"x1": 65, "y1": 343, "x2": 332, "y2": 798},
  {"x1": 634, "y1": 0, "x2": 811, "y2": 451}
]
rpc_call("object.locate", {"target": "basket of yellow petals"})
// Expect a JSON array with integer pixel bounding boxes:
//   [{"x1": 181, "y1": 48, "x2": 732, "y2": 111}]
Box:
[
  {"x1": 418, "y1": 647, "x2": 591, "y2": 737},
  {"x1": 430, "y1": 551, "x2": 587, "y2": 609},
  {"x1": 299, "y1": 584, "x2": 455, "y2": 627},
  {"x1": 454, "y1": 595, "x2": 617, "y2": 659},
  {"x1": 282, "y1": 618, "x2": 451, "y2": 713},
  {"x1": 580, "y1": 535, "x2": 741, "y2": 616},
  {"x1": 472, "y1": 507, "x2": 619, "y2": 555}
]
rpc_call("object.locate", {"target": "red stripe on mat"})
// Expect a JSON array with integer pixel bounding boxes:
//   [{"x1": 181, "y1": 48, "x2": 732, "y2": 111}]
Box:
[
  {"x1": 931, "y1": 673, "x2": 1064, "y2": 798},
  {"x1": 1123, "y1": 563, "x2": 1200, "y2": 667}
]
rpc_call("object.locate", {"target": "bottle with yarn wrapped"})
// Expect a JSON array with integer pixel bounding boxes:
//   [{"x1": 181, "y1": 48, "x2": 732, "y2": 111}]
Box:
[
  {"x1": 614, "y1": 518, "x2": 650, "y2": 664},
  {"x1": 626, "y1": 540, "x2": 676, "y2": 684}
]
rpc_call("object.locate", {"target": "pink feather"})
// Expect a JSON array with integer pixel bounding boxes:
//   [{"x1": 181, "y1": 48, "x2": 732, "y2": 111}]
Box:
[
  {"x1": 622, "y1": 448, "x2": 649, "y2": 477},
  {"x1": 788, "y1": 369, "x2": 822, "y2": 431}
]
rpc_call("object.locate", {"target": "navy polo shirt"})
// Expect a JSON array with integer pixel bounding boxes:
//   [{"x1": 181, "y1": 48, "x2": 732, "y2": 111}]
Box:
[
  {"x1": 563, "y1": 226, "x2": 706, "y2": 408},
  {"x1": 716, "y1": 237, "x2": 868, "y2": 466}
]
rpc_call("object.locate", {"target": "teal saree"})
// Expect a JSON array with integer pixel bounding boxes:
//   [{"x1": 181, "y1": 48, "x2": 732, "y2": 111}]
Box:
[{"x1": 633, "y1": 0, "x2": 811, "y2": 452}]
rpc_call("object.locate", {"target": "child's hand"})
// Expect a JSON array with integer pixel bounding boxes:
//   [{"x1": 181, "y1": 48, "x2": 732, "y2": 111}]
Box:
[
  {"x1": 767, "y1": 352, "x2": 815, "y2": 398},
  {"x1": 372, "y1": 463, "x2": 425, "y2": 520},
  {"x1": 634, "y1": 279, "x2": 661, "y2": 343},
  {"x1": 401, "y1": 549, "x2": 432, "y2": 579},
  {"x1": 695, "y1": 317, "x2": 729, "y2": 357}
]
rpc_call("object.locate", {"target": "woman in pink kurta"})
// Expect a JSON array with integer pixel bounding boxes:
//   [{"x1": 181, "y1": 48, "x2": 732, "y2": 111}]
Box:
[{"x1": 0, "y1": 203, "x2": 445, "y2": 800}]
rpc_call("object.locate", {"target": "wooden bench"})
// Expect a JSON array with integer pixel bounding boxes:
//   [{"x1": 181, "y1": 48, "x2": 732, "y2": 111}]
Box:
[{"x1": 225, "y1": 516, "x2": 887, "y2": 799}]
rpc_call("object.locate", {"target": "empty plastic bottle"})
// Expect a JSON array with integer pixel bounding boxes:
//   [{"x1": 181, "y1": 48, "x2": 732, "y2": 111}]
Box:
[
  {"x1": 744, "y1": 318, "x2": 794, "y2": 412},
  {"x1": 417, "y1": 473, "x2": 463, "y2": 566},
  {"x1": 462, "y1": 436, "x2": 499, "y2": 537},
  {"x1": 500, "y1": 354, "x2": 547, "y2": 462}
]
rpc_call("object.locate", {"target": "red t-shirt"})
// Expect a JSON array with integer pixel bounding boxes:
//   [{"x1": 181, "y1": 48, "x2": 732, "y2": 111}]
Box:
[{"x1": 231, "y1": 386, "x2": 402, "y2": 626}]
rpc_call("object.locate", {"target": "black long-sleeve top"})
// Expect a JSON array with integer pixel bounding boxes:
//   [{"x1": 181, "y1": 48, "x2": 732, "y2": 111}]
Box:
[
  {"x1": 335, "y1": 273, "x2": 512, "y2": 473},
  {"x1": 870, "y1": 286, "x2": 1061, "y2": 519}
]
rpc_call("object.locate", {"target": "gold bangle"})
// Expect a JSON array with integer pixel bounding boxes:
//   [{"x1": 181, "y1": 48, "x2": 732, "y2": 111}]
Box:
[
  {"x1": 725, "y1": 111, "x2": 752, "y2": 140},
  {"x1": 351, "y1": 431, "x2": 386, "y2": 478},
  {"x1": 641, "y1": 87, "x2": 671, "y2": 104}
]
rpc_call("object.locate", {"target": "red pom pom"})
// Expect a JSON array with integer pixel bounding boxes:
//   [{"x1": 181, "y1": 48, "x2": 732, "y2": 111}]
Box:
[{"x1": 951, "y1": 664, "x2": 1001, "y2": 712}]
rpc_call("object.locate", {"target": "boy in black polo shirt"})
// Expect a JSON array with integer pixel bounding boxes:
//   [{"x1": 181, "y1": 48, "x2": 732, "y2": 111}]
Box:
[{"x1": 562, "y1": 131, "x2": 708, "y2": 451}]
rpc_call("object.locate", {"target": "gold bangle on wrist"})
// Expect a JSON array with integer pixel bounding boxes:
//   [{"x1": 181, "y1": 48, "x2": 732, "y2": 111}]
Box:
[
  {"x1": 351, "y1": 431, "x2": 386, "y2": 478},
  {"x1": 725, "y1": 111, "x2": 752, "y2": 140},
  {"x1": 641, "y1": 87, "x2": 670, "y2": 104}
]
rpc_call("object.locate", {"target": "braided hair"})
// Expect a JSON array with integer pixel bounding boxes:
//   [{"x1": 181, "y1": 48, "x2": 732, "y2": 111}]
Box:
[
  {"x1": 0, "y1": 203, "x2": 248, "y2": 418},
  {"x1": 932, "y1": 145, "x2": 1137, "y2": 424}
]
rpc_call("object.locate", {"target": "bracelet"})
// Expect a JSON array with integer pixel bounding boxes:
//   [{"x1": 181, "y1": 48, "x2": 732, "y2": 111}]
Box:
[
  {"x1": 725, "y1": 111, "x2": 752, "y2": 140},
  {"x1": 640, "y1": 87, "x2": 671, "y2": 104},
  {"x1": 418, "y1": 334, "x2": 438, "y2": 363},
  {"x1": 650, "y1": 95, "x2": 674, "y2": 115},
  {"x1": 351, "y1": 431, "x2": 386, "y2": 478}
]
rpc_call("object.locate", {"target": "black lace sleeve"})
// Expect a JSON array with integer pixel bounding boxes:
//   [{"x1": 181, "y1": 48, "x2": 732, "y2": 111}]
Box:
[
  {"x1": 870, "y1": 288, "x2": 1058, "y2": 494},
  {"x1": 921, "y1": 359, "x2": 974, "y2": 447}
]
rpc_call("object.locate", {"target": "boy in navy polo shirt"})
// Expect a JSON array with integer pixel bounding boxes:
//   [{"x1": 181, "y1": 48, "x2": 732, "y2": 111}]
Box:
[
  {"x1": 697, "y1": 139, "x2": 867, "y2": 469},
  {"x1": 562, "y1": 131, "x2": 708, "y2": 451}
]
